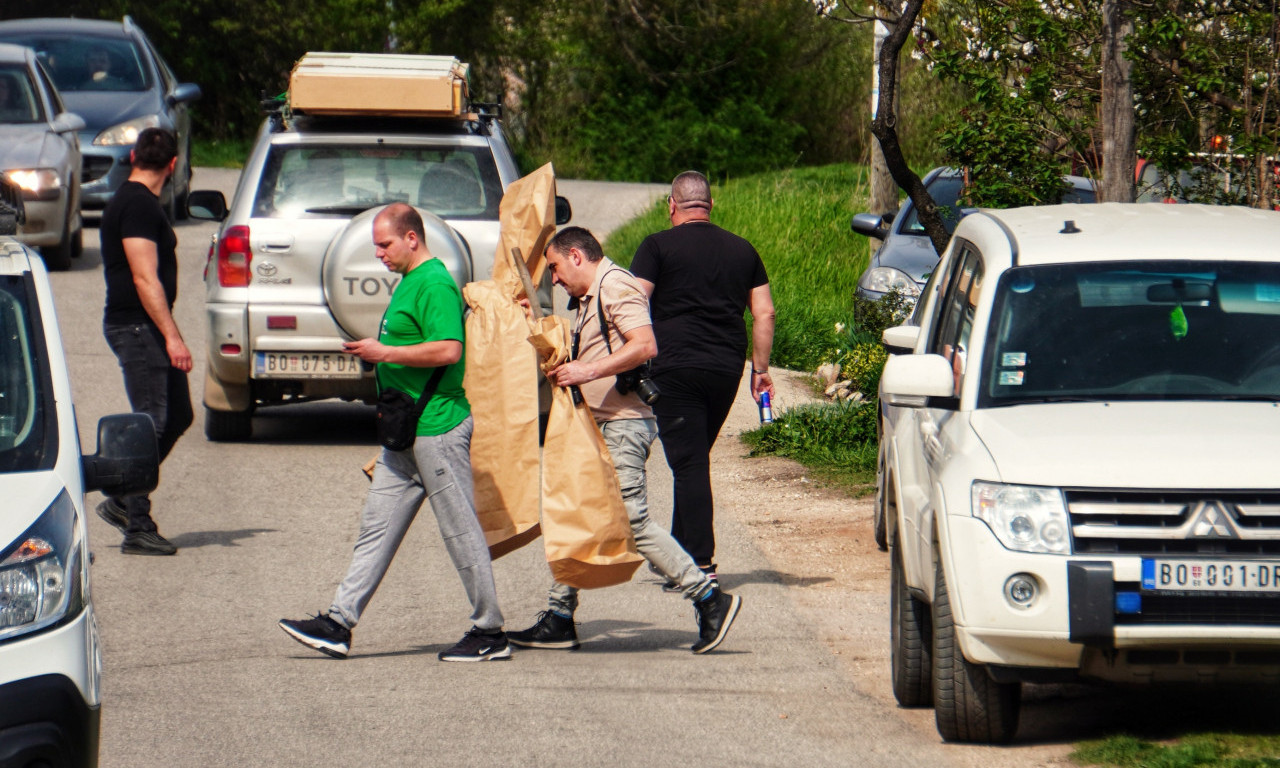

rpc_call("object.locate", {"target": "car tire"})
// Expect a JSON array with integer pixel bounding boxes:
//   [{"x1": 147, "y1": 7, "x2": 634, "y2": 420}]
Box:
[
  {"x1": 40, "y1": 231, "x2": 74, "y2": 272},
  {"x1": 890, "y1": 540, "x2": 932, "y2": 707},
  {"x1": 204, "y1": 406, "x2": 253, "y2": 442},
  {"x1": 932, "y1": 561, "x2": 1020, "y2": 743},
  {"x1": 70, "y1": 226, "x2": 83, "y2": 260},
  {"x1": 873, "y1": 443, "x2": 889, "y2": 551}
]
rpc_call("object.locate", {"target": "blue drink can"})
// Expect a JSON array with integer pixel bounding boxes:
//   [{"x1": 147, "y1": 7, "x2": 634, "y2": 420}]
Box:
[{"x1": 760, "y1": 391, "x2": 773, "y2": 424}]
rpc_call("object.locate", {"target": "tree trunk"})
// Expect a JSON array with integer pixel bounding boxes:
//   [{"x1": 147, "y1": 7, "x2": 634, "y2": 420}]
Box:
[
  {"x1": 1100, "y1": 0, "x2": 1136, "y2": 203},
  {"x1": 868, "y1": 19, "x2": 899, "y2": 251},
  {"x1": 870, "y1": 0, "x2": 949, "y2": 255}
]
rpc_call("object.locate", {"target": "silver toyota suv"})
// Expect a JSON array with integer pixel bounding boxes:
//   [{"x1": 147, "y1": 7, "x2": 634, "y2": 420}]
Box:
[{"x1": 188, "y1": 99, "x2": 566, "y2": 441}]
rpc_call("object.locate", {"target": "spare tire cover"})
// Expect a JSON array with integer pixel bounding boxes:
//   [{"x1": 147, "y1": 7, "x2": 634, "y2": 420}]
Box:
[{"x1": 322, "y1": 206, "x2": 474, "y2": 340}]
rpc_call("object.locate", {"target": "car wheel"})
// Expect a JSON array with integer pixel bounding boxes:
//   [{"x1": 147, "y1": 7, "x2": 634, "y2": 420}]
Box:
[
  {"x1": 70, "y1": 226, "x2": 83, "y2": 260},
  {"x1": 204, "y1": 406, "x2": 253, "y2": 442},
  {"x1": 890, "y1": 540, "x2": 931, "y2": 707},
  {"x1": 873, "y1": 443, "x2": 889, "y2": 551},
  {"x1": 40, "y1": 231, "x2": 74, "y2": 272},
  {"x1": 932, "y1": 561, "x2": 1021, "y2": 743}
]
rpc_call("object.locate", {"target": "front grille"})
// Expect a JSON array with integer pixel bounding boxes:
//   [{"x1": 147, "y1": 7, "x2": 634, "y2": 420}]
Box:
[
  {"x1": 1067, "y1": 490, "x2": 1280, "y2": 556},
  {"x1": 82, "y1": 156, "x2": 115, "y2": 184},
  {"x1": 1114, "y1": 583, "x2": 1280, "y2": 626}
]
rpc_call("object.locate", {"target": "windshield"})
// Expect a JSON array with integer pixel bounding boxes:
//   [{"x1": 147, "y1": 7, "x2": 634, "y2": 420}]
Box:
[
  {"x1": 979, "y1": 260, "x2": 1280, "y2": 406},
  {"x1": 0, "y1": 65, "x2": 42, "y2": 124},
  {"x1": 252, "y1": 144, "x2": 503, "y2": 221},
  {"x1": 0, "y1": 33, "x2": 149, "y2": 93},
  {"x1": 0, "y1": 274, "x2": 54, "y2": 473}
]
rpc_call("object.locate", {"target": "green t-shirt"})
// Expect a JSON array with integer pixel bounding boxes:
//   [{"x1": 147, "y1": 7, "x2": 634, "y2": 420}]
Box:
[{"x1": 376, "y1": 258, "x2": 470, "y2": 436}]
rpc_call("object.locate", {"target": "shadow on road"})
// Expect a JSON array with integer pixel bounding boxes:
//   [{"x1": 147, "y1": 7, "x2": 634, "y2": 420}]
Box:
[{"x1": 168, "y1": 527, "x2": 277, "y2": 549}]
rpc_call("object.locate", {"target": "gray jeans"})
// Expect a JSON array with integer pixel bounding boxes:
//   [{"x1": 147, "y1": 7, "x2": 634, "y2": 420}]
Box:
[
  {"x1": 547, "y1": 417, "x2": 711, "y2": 616},
  {"x1": 329, "y1": 415, "x2": 504, "y2": 632}
]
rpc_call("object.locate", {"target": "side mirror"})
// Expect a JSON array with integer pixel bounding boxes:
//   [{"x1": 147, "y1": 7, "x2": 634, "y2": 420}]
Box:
[
  {"x1": 82, "y1": 413, "x2": 159, "y2": 497},
  {"x1": 882, "y1": 325, "x2": 920, "y2": 355},
  {"x1": 880, "y1": 353, "x2": 955, "y2": 406},
  {"x1": 851, "y1": 212, "x2": 890, "y2": 240},
  {"x1": 51, "y1": 112, "x2": 86, "y2": 133},
  {"x1": 186, "y1": 189, "x2": 228, "y2": 221},
  {"x1": 166, "y1": 82, "x2": 202, "y2": 107},
  {"x1": 555, "y1": 195, "x2": 572, "y2": 226}
]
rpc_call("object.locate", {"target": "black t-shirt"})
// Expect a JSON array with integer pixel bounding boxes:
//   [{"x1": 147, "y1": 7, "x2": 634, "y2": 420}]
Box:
[
  {"x1": 100, "y1": 180, "x2": 178, "y2": 326},
  {"x1": 630, "y1": 221, "x2": 769, "y2": 374}
]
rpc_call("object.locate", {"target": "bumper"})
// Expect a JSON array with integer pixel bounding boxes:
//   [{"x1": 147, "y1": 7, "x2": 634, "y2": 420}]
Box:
[
  {"x1": 79, "y1": 145, "x2": 131, "y2": 211},
  {"x1": 942, "y1": 517, "x2": 1280, "y2": 683},
  {"x1": 0, "y1": 605, "x2": 101, "y2": 768},
  {"x1": 12, "y1": 196, "x2": 70, "y2": 247}
]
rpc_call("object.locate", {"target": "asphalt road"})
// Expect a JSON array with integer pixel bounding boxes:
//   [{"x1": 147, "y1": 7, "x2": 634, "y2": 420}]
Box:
[{"x1": 56, "y1": 170, "x2": 954, "y2": 767}]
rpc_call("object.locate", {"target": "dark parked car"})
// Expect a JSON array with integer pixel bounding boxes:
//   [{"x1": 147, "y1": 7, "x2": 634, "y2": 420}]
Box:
[
  {"x1": 0, "y1": 16, "x2": 200, "y2": 220},
  {"x1": 851, "y1": 167, "x2": 1096, "y2": 302},
  {"x1": 0, "y1": 42, "x2": 84, "y2": 269}
]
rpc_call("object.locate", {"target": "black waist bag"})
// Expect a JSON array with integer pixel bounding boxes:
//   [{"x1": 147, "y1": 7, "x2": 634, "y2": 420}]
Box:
[{"x1": 375, "y1": 366, "x2": 446, "y2": 452}]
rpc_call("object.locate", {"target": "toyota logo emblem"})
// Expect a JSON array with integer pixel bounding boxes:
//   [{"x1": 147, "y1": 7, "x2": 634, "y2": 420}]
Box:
[{"x1": 257, "y1": 262, "x2": 278, "y2": 276}]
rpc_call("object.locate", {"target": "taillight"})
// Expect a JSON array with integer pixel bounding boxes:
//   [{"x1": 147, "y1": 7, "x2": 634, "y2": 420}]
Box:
[{"x1": 217, "y1": 225, "x2": 252, "y2": 287}]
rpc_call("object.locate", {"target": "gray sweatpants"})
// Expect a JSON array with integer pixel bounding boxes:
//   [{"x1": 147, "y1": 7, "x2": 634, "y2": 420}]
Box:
[
  {"x1": 546, "y1": 417, "x2": 711, "y2": 616},
  {"x1": 329, "y1": 415, "x2": 504, "y2": 632}
]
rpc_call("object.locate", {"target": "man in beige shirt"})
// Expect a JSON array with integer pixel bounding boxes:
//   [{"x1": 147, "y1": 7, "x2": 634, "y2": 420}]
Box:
[{"x1": 509, "y1": 226, "x2": 742, "y2": 654}]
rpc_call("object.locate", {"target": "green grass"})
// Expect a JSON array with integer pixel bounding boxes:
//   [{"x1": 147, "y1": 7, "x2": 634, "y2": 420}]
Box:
[
  {"x1": 740, "y1": 400, "x2": 879, "y2": 492},
  {"x1": 193, "y1": 137, "x2": 254, "y2": 169},
  {"x1": 605, "y1": 163, "x2": 872, "y2": 373},
  {"x1": 1072, "y1": 734, "x2": 1280, "y2": 767}
]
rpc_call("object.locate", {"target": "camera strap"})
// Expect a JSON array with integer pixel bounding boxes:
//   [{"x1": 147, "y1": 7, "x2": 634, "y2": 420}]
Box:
[{"x1": 594, "y1": 267, "x2": 629, "y2": 356}]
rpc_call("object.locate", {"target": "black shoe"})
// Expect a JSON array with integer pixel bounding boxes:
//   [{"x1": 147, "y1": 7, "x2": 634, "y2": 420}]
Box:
[
  {"x1": 508, "y1": 611, "x2": 580, "y2": 650},
  {"x1": 121, "y1": 530, "x2": 177, "y2": 556},
  {"x1": 279, "y1": 613, "x2": 351, "y2": 659},
  {"x1": 663, "y1": 563, "x2": 717, "y2": 593},
  {"x1": 95, "y1": 499, "x2": 129, "y2": 534},
  {"x1": 439, "y1": 627, "x2": 512, "y2": 662},
  {"x1": 692, "y1": 588, "x2": 741, "y2": 654}
]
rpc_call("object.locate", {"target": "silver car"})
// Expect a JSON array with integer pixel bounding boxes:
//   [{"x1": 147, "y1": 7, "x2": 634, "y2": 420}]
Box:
[
  {"x1": 0, "y1": 43, "x2": 84, "y2": 270},
  {"x1": 188, "y1": 106, "x2": 568, "y2": 441}
]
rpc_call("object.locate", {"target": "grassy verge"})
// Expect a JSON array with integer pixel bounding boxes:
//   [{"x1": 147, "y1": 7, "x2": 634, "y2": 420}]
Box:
[
  {"x1": 193, "y1": 137, "x2": 254, "y2": 169},
  {"x1": 740, "y1": 401, "x2": 878, "y2": 494},
  {"x1": 1072, "y1": 734, "x2": 1280, "y2": 767}
]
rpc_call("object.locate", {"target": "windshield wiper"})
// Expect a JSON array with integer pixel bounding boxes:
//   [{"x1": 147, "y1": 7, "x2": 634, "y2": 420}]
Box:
[
  {"x1": 304, "y1": 203, "x2": 383, "y2": 215},
  {"x1": 989, "y1": 395, "x2": 1102, "y2": 407}
]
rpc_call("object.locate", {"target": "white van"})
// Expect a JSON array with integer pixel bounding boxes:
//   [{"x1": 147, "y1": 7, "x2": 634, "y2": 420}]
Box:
[{"x1": 0, "y1": 237, "x2": 158, "y2": 767}]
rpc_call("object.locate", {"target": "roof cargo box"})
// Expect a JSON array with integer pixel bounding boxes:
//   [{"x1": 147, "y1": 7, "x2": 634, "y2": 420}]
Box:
[{"x1": 289, "y1": 52, "x2": 470, "y2": 117}]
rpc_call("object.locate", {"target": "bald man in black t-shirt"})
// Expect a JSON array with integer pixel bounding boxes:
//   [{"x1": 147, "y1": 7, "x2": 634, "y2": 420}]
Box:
[{"x1": 630, "y1": 171, "x2": 776, "y2": 582}]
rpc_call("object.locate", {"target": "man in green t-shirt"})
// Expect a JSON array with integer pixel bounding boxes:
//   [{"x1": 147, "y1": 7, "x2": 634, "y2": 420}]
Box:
[{"x1": 279, "y1": 203, "x2": 508, "y2": 662}]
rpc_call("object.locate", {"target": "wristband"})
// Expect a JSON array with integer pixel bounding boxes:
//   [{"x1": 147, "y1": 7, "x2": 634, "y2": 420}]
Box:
[{"x1": 752, "y1": 368, "x2": 768, "y2": 375}]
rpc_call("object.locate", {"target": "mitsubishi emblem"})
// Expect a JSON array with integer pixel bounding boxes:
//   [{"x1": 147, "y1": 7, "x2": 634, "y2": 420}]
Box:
[{"x1": 1189, "y1": 502, "x2": 1238, "y2": 539}]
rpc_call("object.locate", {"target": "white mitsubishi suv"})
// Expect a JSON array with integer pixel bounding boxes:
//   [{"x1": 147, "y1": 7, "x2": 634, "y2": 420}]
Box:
[
  {"x1": 0, "y1": 236, "x2": 158, "y2": 766},
  {"x1": 878, "y1": 203, "x2": 1280, "y2": 743}
]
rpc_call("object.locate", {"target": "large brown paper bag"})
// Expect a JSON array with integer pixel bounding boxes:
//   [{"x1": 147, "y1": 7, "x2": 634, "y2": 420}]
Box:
[
  {"x1": 528, "y1": 315, "x2": 643, "y2": 589},
  {"x1": 463, "y1": 280, "x2": 542, "y2": 559},
  {"x1": 492, "y1": 163, "x2": 557, "y2": 292}
]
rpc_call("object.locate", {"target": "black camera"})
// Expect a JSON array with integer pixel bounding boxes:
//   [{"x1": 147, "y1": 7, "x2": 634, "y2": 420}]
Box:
[{"x1": 615, "y1": 362, "x2": 660, "y2": 405}]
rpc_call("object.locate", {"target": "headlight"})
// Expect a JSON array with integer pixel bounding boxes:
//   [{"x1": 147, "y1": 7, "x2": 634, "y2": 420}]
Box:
[
  {"x1": 0, "y1": 490, "x2": 82, "y2": 641},
  {"x1": 4, "y1": 169, "x2": 62, "y2": 201},
  {"x1": 972, "y1": 481, "x2": 1070, "y2": 554},
  {"x1": 859, "y1": 266, "x2": 922, "y2": 297},
  {"x1": 94, "y1": 114, "x2": 161, "y2": 146}
]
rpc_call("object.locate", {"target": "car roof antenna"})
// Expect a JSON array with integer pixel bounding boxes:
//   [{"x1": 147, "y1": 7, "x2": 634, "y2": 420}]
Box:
[{"x1": 1060, "y1": 220, "x2": 1081, "y2": 234}]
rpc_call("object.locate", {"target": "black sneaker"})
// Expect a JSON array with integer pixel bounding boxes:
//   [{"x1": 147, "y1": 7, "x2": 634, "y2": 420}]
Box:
[
  {"x1": 95, "y1": 499, "x2": 129, "y2": 534},
  {"x1": 692, "y1": 588, "x2": 742, "y2": 654},
  {"x1": 279, "y1": 613, "x2": 351, "y2": 659},
  {"x1": 508, "y1": 611, "x2": 580, "y2": 650},
  {"x1": 121, "y1": 530, "x2": 177, "y2": 556},
  {"x1": 438, "y1": 627, "x2": 512, "y2": 662}
]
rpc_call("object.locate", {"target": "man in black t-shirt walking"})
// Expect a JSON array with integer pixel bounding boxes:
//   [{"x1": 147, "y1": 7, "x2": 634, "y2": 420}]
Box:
[
  {"x1": 96, "y1": 128, "x2": 193, "y2": 556},
  {"x1": 630, "y1": 171, "x2": 776, "y2": 582}
]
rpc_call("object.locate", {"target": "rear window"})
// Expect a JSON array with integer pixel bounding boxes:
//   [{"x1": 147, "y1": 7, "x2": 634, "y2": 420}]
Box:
[
  {"x1": 0, "y1": 32, "x2": 150, "y2": 93},
  {"x1": 0, "y1": 65, "x2": 42, "y2": 124},
  {"x1": 252, "y1": 144, "x2": 503, "y2": 221},
  {"x1": 0, "y1": 273, "x2": 54, "y2": 473}
]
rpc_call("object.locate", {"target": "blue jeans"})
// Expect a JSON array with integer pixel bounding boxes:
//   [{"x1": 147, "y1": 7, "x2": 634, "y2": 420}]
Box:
[
  {"x1": 103, "y1": 322, "x2": 193, "y2": 532},
  {"x1": 329, "y1": 415, "x2": 504, "y2": 632},
  {"x1": 546, "y1": 418, "x2": 711, "y2": 616}
]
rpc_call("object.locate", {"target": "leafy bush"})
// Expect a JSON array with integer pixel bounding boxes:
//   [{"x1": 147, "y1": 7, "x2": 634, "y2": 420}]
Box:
[
  {"x1": 821, "y1": 289, "x2": 910, "y2": 396},
  {"x1": 742, "y1": 400, "x2": 879, "y2": 474}
]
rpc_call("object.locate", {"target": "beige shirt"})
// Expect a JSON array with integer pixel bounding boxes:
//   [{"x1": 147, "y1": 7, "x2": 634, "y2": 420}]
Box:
[{"x1": 572, "y1": 258, "x2": 654, "y2": 421}]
